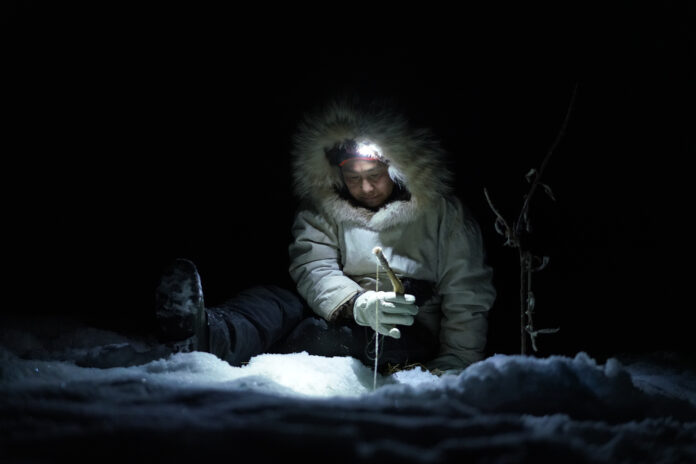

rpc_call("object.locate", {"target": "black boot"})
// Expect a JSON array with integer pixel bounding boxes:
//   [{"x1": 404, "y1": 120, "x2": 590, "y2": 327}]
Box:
[{"x1": 155, "y1": 258, "x2": 209, "y2": 352}]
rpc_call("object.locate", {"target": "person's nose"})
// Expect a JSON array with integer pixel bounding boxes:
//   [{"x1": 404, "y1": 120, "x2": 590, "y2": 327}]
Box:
[{"x1": 361, "y1": 179, "x2": 374, "y2": 193}]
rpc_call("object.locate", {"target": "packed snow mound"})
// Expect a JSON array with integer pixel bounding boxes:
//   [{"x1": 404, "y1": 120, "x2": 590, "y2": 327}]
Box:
[
  {"x1": 0, "y1": 348, "x2": 393, "y2": 397},
  {"x1": 1, "y1": 316, "x2": 695, "y2": 411},
  {"x1": 401, "y1": 352, "x2": 696, "y2": 422},
  {"x1": 2, "y1": 317, "x2": 696, "y2": 463}
]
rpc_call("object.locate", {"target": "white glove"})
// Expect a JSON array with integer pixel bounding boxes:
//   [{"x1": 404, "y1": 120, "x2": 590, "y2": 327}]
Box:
[{"x1": 353, "y1": 291, "x2": 418, "y2": 339}]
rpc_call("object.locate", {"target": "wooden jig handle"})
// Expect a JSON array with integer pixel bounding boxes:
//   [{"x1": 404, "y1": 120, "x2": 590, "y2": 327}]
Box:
[{"x1": 372, "y1": 247, "x2": 405, "y2": 294}]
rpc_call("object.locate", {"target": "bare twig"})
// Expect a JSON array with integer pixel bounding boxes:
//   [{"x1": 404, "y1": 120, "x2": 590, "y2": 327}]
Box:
[
  {"x1": 515, "y1": 83, "x2": 579, "y2": 237},
  {"x1": 484, "y1": 188, "x2": 516, "y2": 247},
  {"x1": 484, "y1": 83, "x2": 578, "y2": 354}
]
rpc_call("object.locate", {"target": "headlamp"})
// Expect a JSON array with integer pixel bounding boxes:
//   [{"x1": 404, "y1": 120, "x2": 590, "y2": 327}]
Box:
[{"x1": 326, "y1": 139, "x2": 385, "y2": 167}]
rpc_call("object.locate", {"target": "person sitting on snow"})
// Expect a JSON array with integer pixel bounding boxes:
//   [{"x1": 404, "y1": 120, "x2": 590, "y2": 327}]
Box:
[{"x1": 155, "y1": 98, "x2": 496, "y2": 374}]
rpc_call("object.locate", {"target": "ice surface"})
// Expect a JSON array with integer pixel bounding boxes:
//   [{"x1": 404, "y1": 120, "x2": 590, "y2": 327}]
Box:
[{"x1": 1, "y1": 316, "x2": 695, "y2": 463}]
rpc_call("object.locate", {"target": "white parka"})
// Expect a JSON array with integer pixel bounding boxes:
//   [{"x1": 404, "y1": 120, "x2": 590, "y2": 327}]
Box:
[{"x1": 288, "y1": 100, "x2": 496, "y2": 370}]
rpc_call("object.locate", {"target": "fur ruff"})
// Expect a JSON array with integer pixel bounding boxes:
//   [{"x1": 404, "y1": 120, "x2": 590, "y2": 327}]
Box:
[{"x1": 291, "y1": 99, "x2": 453, "y2": 230}]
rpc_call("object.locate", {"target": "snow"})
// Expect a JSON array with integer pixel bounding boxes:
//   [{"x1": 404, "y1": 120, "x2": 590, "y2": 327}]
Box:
[{"x1": 1, "y1": 316, "x2": 695, "y2": 463}]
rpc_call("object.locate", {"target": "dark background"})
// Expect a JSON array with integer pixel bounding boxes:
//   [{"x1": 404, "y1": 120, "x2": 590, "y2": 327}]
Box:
[{"x1": 4, "y1": 2, "x2": 694, "y2": 361}]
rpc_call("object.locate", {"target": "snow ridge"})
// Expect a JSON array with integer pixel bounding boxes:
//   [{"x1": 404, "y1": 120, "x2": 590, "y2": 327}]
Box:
[{"x1": 1, "y1": 318, "x2": 695, "y2": 463}]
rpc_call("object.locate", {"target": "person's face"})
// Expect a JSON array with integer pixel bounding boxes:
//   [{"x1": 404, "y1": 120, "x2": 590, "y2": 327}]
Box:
[{"x1": 340, "y1": 159, "x2": 395, "y2": 209}]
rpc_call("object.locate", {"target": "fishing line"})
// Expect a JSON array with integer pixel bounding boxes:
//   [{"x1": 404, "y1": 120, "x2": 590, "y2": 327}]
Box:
[{"x1": 373, "y1": 258, "x2": 380, "y2": 390}]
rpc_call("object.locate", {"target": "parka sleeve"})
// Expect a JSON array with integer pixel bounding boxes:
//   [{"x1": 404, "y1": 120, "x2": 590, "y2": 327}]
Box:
[
  {"x1": 431, "y1": 198, "x2": 497, "y2": 370},
  {"x1": 288, "y1": 207, "x2": 364, "y2": 321}
]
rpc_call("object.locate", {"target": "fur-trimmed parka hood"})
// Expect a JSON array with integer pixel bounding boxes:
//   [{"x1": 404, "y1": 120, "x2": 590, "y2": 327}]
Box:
[{"x1": 291, "y1": 99, "x2": 454, "y2": 231}]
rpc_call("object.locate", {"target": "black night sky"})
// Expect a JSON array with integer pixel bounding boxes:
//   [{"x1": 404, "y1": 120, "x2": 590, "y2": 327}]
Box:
[{"x1": 5, "y1": 3, "x2": 694, "y2": 361}]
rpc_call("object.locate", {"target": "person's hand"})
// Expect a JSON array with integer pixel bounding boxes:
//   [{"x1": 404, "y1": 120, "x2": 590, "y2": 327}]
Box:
[{"x1": 353, "y1": 291, "x2": 418, "y2": 338}]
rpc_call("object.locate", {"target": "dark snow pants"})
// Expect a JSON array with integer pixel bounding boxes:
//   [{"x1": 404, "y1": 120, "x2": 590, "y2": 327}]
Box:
[{"x1": 206, "y1": 285, "x2": 438, "y2": 368}]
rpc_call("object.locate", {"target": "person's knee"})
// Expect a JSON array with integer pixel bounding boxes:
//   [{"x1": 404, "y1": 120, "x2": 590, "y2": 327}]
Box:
[
  {"x1": 279, "y1": 317, "x2": 363, "y2": 359},
  {"x1": 240, "y1": 284, "x2": 297, "y2": 303},
  {"x1": 251, "y1": 285, "x2": 304, "y2": 314}
]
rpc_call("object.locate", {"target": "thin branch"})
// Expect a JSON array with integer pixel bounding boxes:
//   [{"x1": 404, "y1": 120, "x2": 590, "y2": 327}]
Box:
[
  {"x1": 484, "y1": 188, "x2": 516, "y2": 247},
  {"x1": 484, "y1": 82, "x2": 578, "y2": 355},
  {"x1": 526, "y1": 326, "x2": 561, "y2": 352},
  {"x1": 483, "y1": 188, "x2": 509, "y2": 232},
  {"x1": 515, "y1": 82, "x2": 579, "y2": 236}
]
